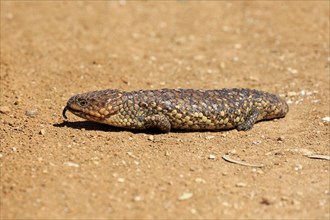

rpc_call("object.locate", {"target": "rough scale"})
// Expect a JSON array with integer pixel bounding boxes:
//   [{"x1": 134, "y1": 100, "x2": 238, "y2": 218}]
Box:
[{"x1": 63, "y1": 88, "x2": 289, "y2": 132}]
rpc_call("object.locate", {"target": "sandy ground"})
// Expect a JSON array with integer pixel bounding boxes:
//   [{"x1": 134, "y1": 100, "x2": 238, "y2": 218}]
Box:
[{"x1": 1, "y1": 1, "x2": 329, "y2": 219}]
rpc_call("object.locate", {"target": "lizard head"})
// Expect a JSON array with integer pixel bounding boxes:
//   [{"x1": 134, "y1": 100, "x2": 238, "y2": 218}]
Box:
[{"x1": 63, "y1": 89, "x2": 121, "y2": 122}]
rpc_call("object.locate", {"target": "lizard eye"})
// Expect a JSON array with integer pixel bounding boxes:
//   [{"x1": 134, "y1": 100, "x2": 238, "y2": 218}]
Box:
[{"x1": 78, "y1": 99, "x2": 88, "y2": 107}]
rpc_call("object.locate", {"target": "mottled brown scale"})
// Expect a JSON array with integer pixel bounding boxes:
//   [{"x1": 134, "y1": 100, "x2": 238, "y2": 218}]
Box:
[{"x1": 63, "y1": 88, "x2": 289, "y2": 132}]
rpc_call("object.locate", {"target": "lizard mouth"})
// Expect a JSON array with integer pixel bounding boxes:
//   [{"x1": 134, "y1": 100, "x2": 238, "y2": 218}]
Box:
[{"x1": 62, "y1": 105, "x2": 107, "y2": 122}]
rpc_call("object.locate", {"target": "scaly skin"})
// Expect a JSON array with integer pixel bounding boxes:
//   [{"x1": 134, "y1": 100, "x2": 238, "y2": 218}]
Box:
[{"x1": 63, "y1": 88, "x2": 289, "y2": 132}]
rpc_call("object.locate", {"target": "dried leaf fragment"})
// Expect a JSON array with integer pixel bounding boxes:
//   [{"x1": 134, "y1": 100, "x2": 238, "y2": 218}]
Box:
[{"x1": 222, "y1": 154, "x2": 264, "y2": 168}]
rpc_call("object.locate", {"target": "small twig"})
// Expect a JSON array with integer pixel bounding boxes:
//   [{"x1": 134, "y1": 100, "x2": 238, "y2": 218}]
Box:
[
  {"x1": 307, "y1": 155, "x2": 330, "y2": 161},
  {"x1": 222, "y1": 154, "x2": 264, "y2": 168}
]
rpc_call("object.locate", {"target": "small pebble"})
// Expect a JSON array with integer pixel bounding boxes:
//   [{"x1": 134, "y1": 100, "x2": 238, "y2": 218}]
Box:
[
  {"x1": 208, "y1": 154, "x2": 216, "y2": 160},
  {"x1": 235, "y1": 182, "x2": 247, "y2": 187},
  {"x1": 0, "y1": 106, "x2": 11, "y2": 114},
  {"x1": 64, "y1": 162, "x2": 79, "y2": 168},
  {"x1": 277, "y1": 136, "x2": 285, "y2": 142},
  {"x1": 248, "y1": 76, "x2": 259, "y2": 82},
  {"x1": 178, "y1": 192, "x2": 193, "y2": 201},
  {"x1": 39, "y1": 129, "x2": 46, "y2": 135},
  {"x1": 195, "y1": 178, "x2": 206, "y2": 184},
  {"x1": 190, "y1": 166, "x2": 197, "y2": 171},
  {"x1": 12, "y1": 147, "x2": 17, "y2": 152},
  {"x1": 148, "y1": 135, "x2": 154, "y2": 141},
  {"x1": 25, "y1": 109, "x2": 38, "y2": 117},
  {"x1": 322, "y1": 116, "x2": 330, "y2": 122},
  {"x1": 294, "y1": 164, "x2": 303, "y2": 171},
  {"x1": 227, "y1": 149, "x2": 237, "y2": 155},
  {"x1": 14, "y1": 98, "x2": 21, "y2": 105},
  {"x1": 260, "y1": 196, "x2": 274, "y2": 205},
  {"x1": 118, "y1": 178, "x2": 125, "y2": 183},
  {"x1": 149, "y1": 56, "x2": 157, "y2": 61},
  {"x1": 287, "y1": 67, "x2": 298, "y2": 74},
  {"x1": 205, "y1": 135, "x2": 215, "y2": 140},
  {"x1": 133, "y1": 195, "x2": 143, "y2": 202},
  {"x1": 207, "y1": 69, "x2": 213, "y2": 74},
  {"x1": 252, "y1": 140, "x2": 262, "y2": 145}
]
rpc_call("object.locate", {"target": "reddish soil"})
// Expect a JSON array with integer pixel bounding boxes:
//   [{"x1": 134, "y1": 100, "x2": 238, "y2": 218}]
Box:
[{"x1": 1, "y1": 2, "x2": 329, "y2": 219}]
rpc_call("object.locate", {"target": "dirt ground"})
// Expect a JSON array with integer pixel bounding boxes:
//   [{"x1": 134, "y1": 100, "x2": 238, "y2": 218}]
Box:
[{"x1": 1, "y1": 1, "x2": 329, "y2": 219}]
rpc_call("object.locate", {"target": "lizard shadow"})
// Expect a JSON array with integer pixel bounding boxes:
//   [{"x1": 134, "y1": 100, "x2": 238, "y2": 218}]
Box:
[
  {"x1": 54, "y1": 121, "x2": 169, "y2": 134},
  {"x1": 54, "y1": 121, "x2": 124, "y2": 133},
  {"x1": 53, "y1": 121, "x2": 232, "y2": 134}
]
